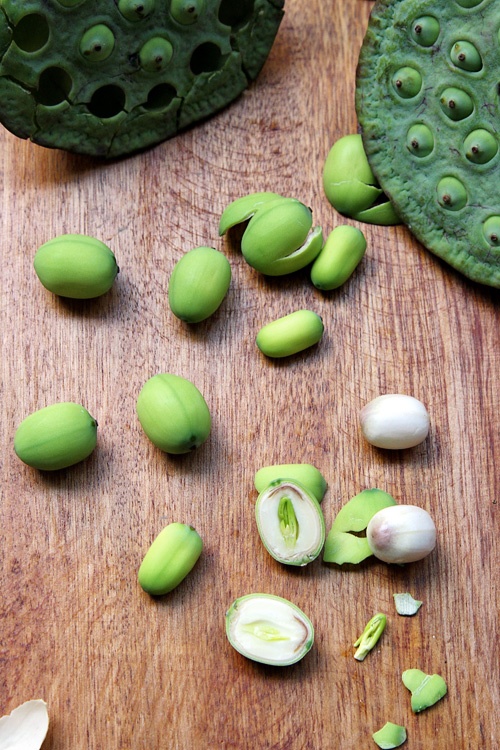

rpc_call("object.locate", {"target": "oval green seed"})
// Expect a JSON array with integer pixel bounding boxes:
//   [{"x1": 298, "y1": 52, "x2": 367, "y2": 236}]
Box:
[
  {"x1": 170, "y1": 0, "x2": 205, "y2": 24},
  {"x1": 464, "y1": 129, "x2": 498, "y2": 164},
  {"x1": 391, "y1": 66, "x2": 422, "y2": 99},
  {"x1": 310, "y1": 225, "x2": 367, "y2": 290},
  {"x1": 118, "y1": 0, "x2": 155, "y2": 21},
  {"x1": 14, "y1": 402, "x2": 97, "y2": 471},
  {"x1": 483, "y1": 216, "x2": 500, "y2": 246},
  {"x1": 138, "y1": 522, "x2": 203, "y2": 595},
  {"x1": 80, "y1": 25, "x2": 115, "y2": 62},
  {"x1": 256, "y1": 309, "x2": 324, "y2": 358},
  {"x1": 168, "y1": 246, "x2": 231, "y2": 323},
  {"x1": 139, "y1": 37, "x2": 174, "y2": 72},
  {"x1": 323, "y1": 134, "x2": 383, "y2": 216},
  {"x1": 34, "y1": 234, "x2": 118, "y2": 299},
  {"x1": 136, "y1": 373, "x2": 211, "y2": 454},
  {"x1": 439, "y1": 87, "x2": 474, "y2": 121},
  {"x1": 450, "y1": 40, "x2": 482, "y2": 72},
  {"x1": 254, "y1": 463, "x2": 327, "y2": 503},
  {"x1": 437, "y1": 176, "x2": 467, "y2": 211},
  {"x1": 410, "y1": 16, "x2": 440, "y2": 47},
  {"x1": 406, "y1": 123, "x2": 434, "y2": 157}
]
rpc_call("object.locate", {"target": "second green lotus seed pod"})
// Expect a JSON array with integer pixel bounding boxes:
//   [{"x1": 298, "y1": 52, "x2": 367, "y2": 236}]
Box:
[
  {"x1": 136, "y1": 373, "x2": 211, "y2": 454},
  {"x1": 254, "y1": 463, "x2": 327, "y2": 503},
  {"x1": 14, "y1": 402, "x2": 98, "y2": 471},
  {"x1": 168, "y1": 246, "x2": 231, "y2": 323},
  {"x1": 34, "y1": 234, "x2": 119, "y2": 299},
  {"x1": 138, "y1": 522, "x2": 203, "y2": 595},
  {"x1": 310, "y1": 225, "x2": 367, "y2": 290},
  {"x1": 256, "y1": 309, "x2": 324, "y2": 358}
]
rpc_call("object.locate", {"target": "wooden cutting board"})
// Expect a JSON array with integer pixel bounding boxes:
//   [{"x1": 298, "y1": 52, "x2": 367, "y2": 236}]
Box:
[{"x1": 1, "y1": 1, "x2": 498, "y2": 748}]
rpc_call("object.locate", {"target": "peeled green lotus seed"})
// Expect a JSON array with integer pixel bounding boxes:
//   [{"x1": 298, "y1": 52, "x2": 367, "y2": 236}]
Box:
[
  {"x1": 33, "y1": 234, "x2": 119, "y2": 299},
  {"x1": 256, "y1": 309, "x2": 324, "y2": 358},
  {"x1": 138, "y1": 522, "x2": 203, "y2": 595},
  {"x1": 310, "y1": 225, "x2": 367, "y2": 290},
  {"x1": 168, "y1": 246, "x2": 231, "y2": 323},
  {"x1": 170, "y1": 0, "x2": 205, "y2": 24},
  {"x1": 137, "y1": 373, "x2": 211, "y2": 454},
  {"x1": 139, "y1": 37, "x2": 174, "y2": 72},
  {"x1": 410, "y1": 16, "x2": 439, "y2": 47},
  {"x1": 254, "y1": 463, "x2": 327, "y2": 503},
  {"x1": 14, "y1": 402, "x2": 97, "y2": 471},
  {"x1": 450, "y1": 40, "x2": 482, "y2": 72},
  {"x1": 80, "y1": 25, "x2": 115, "y2": 62}
]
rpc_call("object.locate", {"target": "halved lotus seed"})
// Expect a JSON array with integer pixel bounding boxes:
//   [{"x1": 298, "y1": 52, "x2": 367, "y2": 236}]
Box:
[
  {"x1": 255, "y1": 480, "x2": 325, "y2": 566},
  {"x1": 256, "y1": 309, "x2": 324, "y2": 358},
  {"x1": 168, "y1": 246, "x2": 231, "y2": 322},
  {"x1": 225, "y1": 593, "x2": 314, "y2": 666},
  {"x1": 138, "y1": 522, "x2": 203, "y2": 595},
  {"x1": 254, "y1": 463, "x2": 327, "y2": 503}
]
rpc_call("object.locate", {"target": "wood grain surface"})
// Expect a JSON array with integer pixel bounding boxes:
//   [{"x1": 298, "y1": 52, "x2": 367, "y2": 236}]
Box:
[{"x1": 1, "y1": 1, "x2": 499, "y2": 749}]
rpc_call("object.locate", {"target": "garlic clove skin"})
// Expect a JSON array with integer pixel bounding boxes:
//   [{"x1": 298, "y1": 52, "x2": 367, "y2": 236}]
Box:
[
  {"x1": 366, "y1": 505, "x2": 436, "y2": 564},
  {"x1": 360, "y1": 394, "x2": 430, "y2": 449}
]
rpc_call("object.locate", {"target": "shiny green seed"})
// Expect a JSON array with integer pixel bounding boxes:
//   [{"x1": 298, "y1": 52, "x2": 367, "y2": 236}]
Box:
[
  {"x1": 450, "y1": 40, "x2": 482, "y2": 72},
  {"x1": 323, "y1": 134, "x2": 382, "y2": 216},
  {"x1": 410, "y1": 16, "x2": 440, "y2": 47},
  {"x1": 170, "y1": 0, "x2": 205, "y2": 24},
  {"x1": 310, "y1": 225, "x2": 366, "y2": 290},
  {"x1": 464, "y1": 129, "x2": 498, "y2": 164},
  {"x1": 406, "y1": 123, "x2": 434, "y2": 157},
  {"x1": 392, "y1": 66, "x2": 422, "y2": 99},
  {"x1": 256, "y1": 309, "x2": 324, "y2": 358},
  {"x1": 118, "y1": 0, "x2": 155, "y2": 21},
  {"x1": 14, "y1": 402, "x2": 97, "y2": 471},
  {"x1": 138, "y1": 522, "x2": 203, "y2": 596},
  {"x1": 439, "y1": 87, "x2": 474, "y2": 121},
  {"x1": 254, "y1": 464, "x2": 327, "y2": 503},
  {"x1": 437, "y1": 176, "x2": 467, "y2": 211},
  {"x1": 139, "y1": 37, "x2": 174, "y2": 72},
  {"x1": 80, "y1": 25, "x2": 115, "y2": 62},
  {"x1": 482, "y1": 216, "x2": 500, "y2": 246},
  {"x1": 168, "y1": 246, "x2": 231, "y2": 323}
]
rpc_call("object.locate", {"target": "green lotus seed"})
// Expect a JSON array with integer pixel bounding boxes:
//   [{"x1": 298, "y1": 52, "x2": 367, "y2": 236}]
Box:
[
  {"x1": 464, "y1": 129, "x2": 498, "y2": 164},
  {"x1": 323, "y1": 134, "x2": 382, "y2": 215},
  {"x1": 256, "y1": 309, "x2": 324, "y2": 358},
  {"x1": 450, "y1": 40, "x2": 482, "y2": 72},
  {"x1": 14, "y1": 402, "x2": 97, "y2": 471},
  {"x1": 439, "y1": 87, "x2": 474, "y2": 121},
  {"x1": 482, "y1": 216, "x2": 500, "y2": 246},
  {"x1": 254, "y1": 464, "x2": 327, "y2": 503},
  {"x1": 34, "y1": 234, "x2": 118, "y2": 299},
  {"x1": 137, "y1": 373, "x2": 211, "y2": 454},
  {"x1": 219, "y1": 192, "x2": 283, "y2": 235},
  {"x1": 406, "y1": 123, "x2": 434, "y2": 157},
  {"x1": 372, "y1": 721, "x2": 407, "y2": 749},
  {"x1": 437, "y1": 176, "x2": 467, "y2": 211},
  {"x1": 118, "y1": 0, "x2": 155, "y2": 22},
  {"x1": 402, "y1": 669, "x2": 448, "y2": 712},
  {"x1": 170, "y1": 0, "x2": 205, "y2": 24},
  {"x1": 80, "y1": 25, "x2": 115, "y2": 62},
  {"x1": 310, "y1": 225, "x2": 367, "y2": 290},
  {"x1": 139, "y1": 37, "x2": 174, "y2": 72},
  {"x1": 392, "y1": 66, "x2": 422, "y2": 99},
  {"x1": 168, "y1": 246, "x2": 231, "y2": 323},
  {"x1": 410, "y1": 16, "x2": 440, "y2": 47},
  {"x1": 138, "y1": 522, "x2": 203, "y2": 596}
]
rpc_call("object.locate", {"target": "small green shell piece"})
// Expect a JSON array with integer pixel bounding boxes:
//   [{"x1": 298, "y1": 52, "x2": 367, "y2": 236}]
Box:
[
  {"x1": 353, "y1": 200, "x2": 401, "y2": 226},
  {"x1": 33, "y1": 234, "x2": 119, "y2": 299},
  {"x1": 168, "y1": 246, "x2": 231, "y2": 323},
  {"x1": 311, "y1": 225, "x2": 367, "y2": 290},
  {"x1": 322, "y1": 532, "x2": 373, "y2": 565},
  {"x1": 170, "y1": 0, "x2": 206, "y2": 25},
  {"x1": 256, "y1": 309, "x2": 324, "y2": 358},
  {"x1": 372, "y1": 722, "x2": 407, "y2": 749},
  {"x1": 393, "y1": 592, "x2": 423, "y2": 616},
  {"x1": 450, "y1": 40, "x2": 482, "y2": 72},
  {"x1": 254, "y1": 463, "x2": 327, "y2": 503},
  {"x1": 14, "y1": 402, "x2": 97, "y2": 471},
  {"x1": 79, "y1": 25, "x2": 115, "y2": 62},
  {"x1": 138, "y1": 522, "x2": 203, "y2": 595},
  {"x1": 139, "y1": 37, "x2": 174, "y2": 72},
  {"x1": 219, "y1": 192, "x2": 284, "y2": 235},
  {"x1": 410, "y1": 16, "x2": 439, "y2": 47},
  {"x1": 402, "y1": 669, "x2": 448, "y2": 712}
]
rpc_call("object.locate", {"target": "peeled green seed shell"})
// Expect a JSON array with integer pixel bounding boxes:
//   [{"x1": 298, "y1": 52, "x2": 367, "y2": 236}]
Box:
[
  {"x1": 34, "y1": 234, "x2": 118, "y2": 299},
  {"x1": 136, "y1": 373, "x2": 211, "y2": 454},
  {"x1": 225, "y1": 593, "x2": 314, "y2": 666},
  {"x1": 14, "y1": 402, "x2": 97, "y2": 470},
  {"x1": 254, "y1": 463, "x2": 327, "y2": 503},
  {"x1": 138, "y1": 522, "x2": 203, "y2": 595},
  {"x1": 310, "y1": 225, "x2": 367, "y2": 290},
  {"x1": 256, "y1": 309, "x2": 324, "y2": 358},
  {"x1": 402, "y1": 668, "x2": 448, "y2": 712},
  {"x1": 218, "y1": 192, "x2": 283, "y2": 235},
  {"x1": 372, "y1": 721, "x2": 407, "y2": 749},
  {"x1": 168, "y1": 246, "x2": 231, "y2": 322}
]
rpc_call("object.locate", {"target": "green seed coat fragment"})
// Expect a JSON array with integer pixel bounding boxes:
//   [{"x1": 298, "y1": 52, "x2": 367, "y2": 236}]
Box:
[
  {"x1": 138, "y1": 522, "x2": 203, "y2": 595},
  {"x1": 256, "y1": 309, "x2": 324, "y2": 358},
  {"x1": 254, "y1": 463, "x2": 327, "y2": 503},
  {"x1": 311, "y1": 225, "x2": 367, "y2": 290},
  {"x1": 372, "y1": 721, "x2": 407, "y2": 749},
  {"x1": 14, "y1": 402, "x2": 97, "y2": 471},
  {"x1": 393, "y1": 592, "x2": 423, "y2": 616},
  {"x1": 168, "y1": 246, "x2": 231, "y2": 323},
  {"x1": 402, "y1": 669, "x2": 447, "y2": 712},
  {"x1": 219, "y1": 192, "x2": 283, "y2": 235},
  {"x1": 353, "y1": 613, "x2": 386, "y2": 661}
]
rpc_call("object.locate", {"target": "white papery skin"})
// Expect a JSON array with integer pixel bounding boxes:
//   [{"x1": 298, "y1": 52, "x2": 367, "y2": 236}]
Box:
[
  {"x1": 0, "y1": 700, "x2": 49, "y2": 750},
  {"x1": 366, "y1": 505, "x2": 436, "y2": 564},
  {"x1": 360, "y1": 394, "x2": 430, "y2": 449}
]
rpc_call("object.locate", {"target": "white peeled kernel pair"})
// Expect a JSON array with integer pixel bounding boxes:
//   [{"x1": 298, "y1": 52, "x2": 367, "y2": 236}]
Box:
[{"x1": 360, "y1": 394, "x2": 430, "y2": 449}]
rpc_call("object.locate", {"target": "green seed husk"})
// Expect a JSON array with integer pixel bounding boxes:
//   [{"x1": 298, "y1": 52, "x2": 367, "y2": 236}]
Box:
[
  {"x1": 372, "y1": 721, "x2": 407, "y2": 749},
  {"x1": 254, "y1": 463, "x2": 327, "y2": 503},
  {"x1": 402, "y1": 669, "x2": 448, "y2": 712}
]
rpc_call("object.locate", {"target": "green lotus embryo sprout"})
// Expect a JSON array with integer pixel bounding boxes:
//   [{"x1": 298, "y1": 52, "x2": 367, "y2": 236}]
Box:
[{"x1": 353, "y1": 613, "x2": 387, "y2": 661}]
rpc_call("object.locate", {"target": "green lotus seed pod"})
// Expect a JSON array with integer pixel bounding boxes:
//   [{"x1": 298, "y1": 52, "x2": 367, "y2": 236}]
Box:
[
  {"x1": 410, "y1": 16, "x2": 440, "y2": 47},
  {"x1": 170, "y1": 0, "x2": 205, "y2": 24},
  {"x1": 137, "y1": 373, "x2": 211, "y2": 454},
  {"x1": 14, "y1": 402, "x2": 97, "y2": 471},
  {"x1": 254, "y1": 463, "x2": 327, "y2": 503},
  {"x1": 402, "y1": 669, "x2": 447, "y2": 712},
  {"x1": 225, "y1": 593, "x2": 314, "y2": 666},
  {"x1": 464, "y1": 129, "x2": 498, "y2": 165},
  {"x1": 168, "y1": 246, "x2": 231, "y2": 323},
  {"x1": 255, "y1": 480, "x2": 325, "y2": 566},
  {"x1": 323, "y1": 134, "x2": 383, "y2": 215},
  {"x1": 80, "y1": 25, "x2": 115, "y2": 62},
  {"x1": 118, "y1": 0, "x2": 155, "y2": 22},
  {"x1": 256, "y1": 309, "x2": 324, "y2": 358},
  {"x1": 138, "y1": 522, "x2": 203, "y2": 595},
  {"x1": 483, "y1": 216, "x2": 500, "y2": 246},
  {"x1": 392, "y1": 66, "x2": 422, "y2": 99},
  {"x1": 406, "y1": 123, "x2": 434, "y2": 157},
  {"x1": 33, "y1": 234, "x2": 119, "y2": 299},
  {"x1": 310, "y1": 225, "x2": 367, "y2": 290},
  {"x1": 219, "y1": 192, "x2": 283, "y2": 235},
  {"x1": 450, "y1": 40, "x2": 482, "y2": 72},
  {"x1": 241, "y1": 198, "x2": 323, "y2": 275},
  {"x1": 439, "y1": 87, "x2": 474, "y2": 121},
  {"x1": 139, "y1": 37, "x2": 174, "y2": 72},
  {"x1": 437, "y1": 176, "x2": 467, "y2": 211}
]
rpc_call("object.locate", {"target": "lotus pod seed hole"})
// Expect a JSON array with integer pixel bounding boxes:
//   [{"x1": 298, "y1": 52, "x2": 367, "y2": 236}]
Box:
[
  {"x1": 88, "y1": 85, "x2": 126, "y2": 119},
  {"x1": 13, "y1": 14, "x2": 50, "y2": 52},
  {"x1": 219, "y1": 0, "x2": 254, "y2": 28},
  {"x1": 455, "y1": 0, "x2": 484, "y2": 6},
  {"x1": 36, "y1": 67, "x2": 72, "y2": 106},
  {"x1": 190, "y1": 43, "x2": 224, "y2": 75},
  {"x1": 144, "y1": 83, "x2": 176, "y2": 111}
]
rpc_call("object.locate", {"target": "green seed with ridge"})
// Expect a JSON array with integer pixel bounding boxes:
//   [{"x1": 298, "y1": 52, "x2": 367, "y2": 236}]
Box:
[
  {"x1": 437, "y1": 176, "x2": 467, "y2": 211},
  {"x1": 439, "y1": 87, "x2": 474, "y2": 121},
  {"x1": 310, "y1": 225, "x2": 367, "y2": 290},
  {"x1": 138, "y1": 522, "x2": 203, "y2": 595},
  {"x1": 256, "y1": 309, "x2": 324, "y2": 358},
  {"x1": 410, "y1": 16, "x2": 439, "y2": 47},
  {"x1": 139, "y1": 37, "x2": 174, "y2": 72},
  {"x1": 392, "y1": 66, "x2": 422, "y2": 99},
  {"x1": 450, "y1": 40, "x2": 482, "y2": 72},
  {"x1": 168, "y1": 246, "x2": 231, "y2": 323},
  {"x1": 406, "y1": 123, "x2": 434, "y2": 157},
  {"x1": 80, "y1": 25, "x2": 115, "y2": 62},
  {"x1": 464, "y1": 129, "x2": 498, "y2": 165},
  {"x1": 170, "y1": 0, "x2": 205, "y2": 24},
  {"x1": 118, "y1": 0, "x2": 155, "y2": 21}
]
